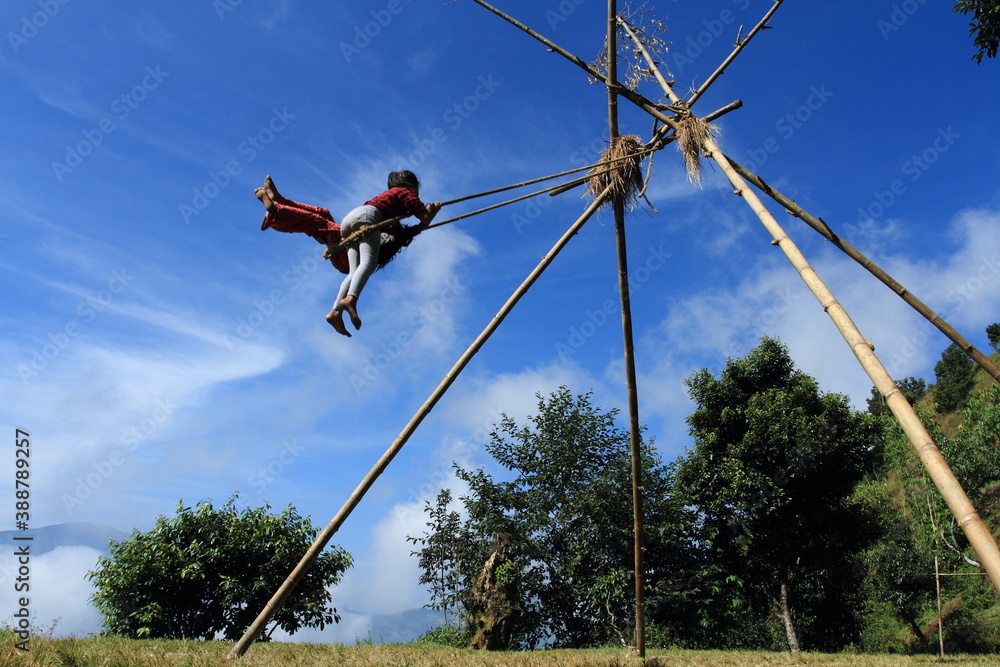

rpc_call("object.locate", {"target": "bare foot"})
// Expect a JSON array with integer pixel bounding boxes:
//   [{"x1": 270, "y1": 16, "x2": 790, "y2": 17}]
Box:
[
  {"x1": 264, "y1": 175, "x2": 283, "y2": 203},
  {"x1": 326, "y1": 309, "x2": 351, "y2": 337},
  {"x1": 255, "y1": 187, "x2": 276, "y2": 213},
  {"x1": 339, "y1": 295, "x2": 362, "y2": 330}
]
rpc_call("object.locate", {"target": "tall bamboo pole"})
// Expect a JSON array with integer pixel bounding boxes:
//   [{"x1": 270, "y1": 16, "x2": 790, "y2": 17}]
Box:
[
  {"x1": 722, "y1": 156, "x2": 1000, "y2": 386},
  {"x1": 711, "y1": 144, "x2": 1000, "y2": 595},
  {"x1": 606, "y1": 0, "x2": 646, "y2": 657},
  {"x1": 228, "y1": 188, "x2": 613, "y2": 659},
  {"x1": 622, "y1": 18, "x2": 1000, "y2": 597}
]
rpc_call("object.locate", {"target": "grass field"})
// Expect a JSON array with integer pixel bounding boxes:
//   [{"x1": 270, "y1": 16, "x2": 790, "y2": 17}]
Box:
[{"x1": 1, "y1": 638, "x2": 998, "y2": 667}]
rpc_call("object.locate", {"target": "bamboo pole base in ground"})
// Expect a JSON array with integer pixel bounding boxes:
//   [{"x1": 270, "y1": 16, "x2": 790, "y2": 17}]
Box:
[{"x1": 227, "y1": 187, "x2": 613, "y2": 660}]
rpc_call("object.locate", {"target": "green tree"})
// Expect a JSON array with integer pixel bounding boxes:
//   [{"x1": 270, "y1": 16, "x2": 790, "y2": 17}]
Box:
[
  {"x1": 856, "y1": 388, "x2": 1000, "y2": 653},
  {"x1": 867, "y1": 376, "x2": 927, "y2": 417},
  {"x1": 674, "y1": 337, "x2": 880, "y2": 652},
  {"x1": 986, "y1": 323, "x2": 1000, "y2": 351},
  {"x1": 954, "y1": 1, "x2": 1000, "y2": 63},
  {"x1": 454, "y1": 388, "x2": 696, "y2": 649},
  {"x1": 88, "y1": 496, "x2": 352, "y2": 641},
  {"x1": 407, "y1": 488, "x2": 469, "y2": 628},
  {"x1": 934, "y1": 343, "x2": 977, "y2": 413}
]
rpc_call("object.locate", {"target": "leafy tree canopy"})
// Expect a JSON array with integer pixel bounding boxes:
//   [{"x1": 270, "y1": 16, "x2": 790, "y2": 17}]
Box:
[
  {"x1": 986, "y1": 322, "x2": 1000, "y2": 351},
  {"x1": 453, "y1": 387, "x2": 696, "y2": 649},
  {"x1": 954, "y1": 1, "x2": 1000, "y2": 63},
  {"x1": 933, "y1": 343, "x2": 977, "y2": 413},
  {"x1": 675, "y1": 337, "x2": 880, "y2": 651},
  {"x1": 88, "y1": 496, "x2": 352, "y2": 641}
]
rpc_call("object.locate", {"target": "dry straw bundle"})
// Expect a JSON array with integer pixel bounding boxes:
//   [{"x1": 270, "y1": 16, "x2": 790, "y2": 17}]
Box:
[
  {"x1": 587, "y1": 134, "x2": 645, "y2": 207},
  {"x1": 675, "y1": 114, "x2": 719, "y2": 185}
]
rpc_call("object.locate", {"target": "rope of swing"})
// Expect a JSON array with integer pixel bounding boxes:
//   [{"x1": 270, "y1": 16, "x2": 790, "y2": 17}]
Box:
[{"x1": 323, "y1": 145, "x2": 658, "y2": 257}]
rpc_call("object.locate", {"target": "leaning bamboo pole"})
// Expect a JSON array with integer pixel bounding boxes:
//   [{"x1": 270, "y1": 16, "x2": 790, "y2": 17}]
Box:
[
  {"x1": 722, "y1": 156, "x2": 1000, "y2": 386},
  {"x1": 703, "y1": 147, "x2": 1000, "y2": 594},
  {"x1": 606, "y1": 0, "x2": 646, "y2": 657},
  {"x1": 685, "y1": 0, "x2": 785, "y2": 108},
  {"x1": 228, "y1": 187, "x2": 614, "y2": 659},
  {"x1": 619, "y1": 31, "x2": 1000, "y2": 593}
]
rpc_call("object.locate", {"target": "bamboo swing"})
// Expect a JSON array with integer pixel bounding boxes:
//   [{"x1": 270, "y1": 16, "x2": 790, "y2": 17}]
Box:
[{"x1": 230, "y1": 0, "x2": 1000, "y2": 658}]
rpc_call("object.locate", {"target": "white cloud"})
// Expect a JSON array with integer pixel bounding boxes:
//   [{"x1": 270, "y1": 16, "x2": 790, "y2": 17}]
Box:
[
  {"x1": 636, "y1": 203, "x2": 1000, "y2": 420},
  {"x1": 0, "y1": 547, "x2": 103, "y2": 638}
]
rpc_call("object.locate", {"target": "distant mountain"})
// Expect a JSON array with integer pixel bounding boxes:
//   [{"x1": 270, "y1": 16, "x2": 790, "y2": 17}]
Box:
[
  {"x1": 368, "y1": 606, "x2": 441, "y2": 644},
  {"x1": 0, "y1": 522, "x2": 127, "y2": 555}
]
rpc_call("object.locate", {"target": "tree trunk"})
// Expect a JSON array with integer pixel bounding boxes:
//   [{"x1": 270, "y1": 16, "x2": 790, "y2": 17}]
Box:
[
  {"x1": 779, "y1": 578, "x2": 801, "y2": 653},
  {"x1": 468, "y1": 535, "x2": 520, "y2": 651}
]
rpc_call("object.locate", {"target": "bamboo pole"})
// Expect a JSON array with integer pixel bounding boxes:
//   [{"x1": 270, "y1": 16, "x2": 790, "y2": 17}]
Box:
[
  {"x1": 722, "y1": 156, "x2": 1000, "y2": 386},
  {"x1": 606, "y1": 0, "x2": 646, "y2": 657},
  {"x1": 228, "y1": 187, "x2": 613, "y2": 660},
  {"x1": 469, "y1": 0, "x2": 680, "y2": 133},
  {"x1": 622, "y1": 17, "x2": 1000, "y2": 597},
  {"x1": 709, "y1": 139, "x2": 1000, "y2": 596},
  {"x1": 685, "y1": 0, "x2": 786, "y2": 108},
  {"x1": 709, "y1": 144, "x2": 1000, "y2": 595},
  {"x1": 936, "y1": 556, "x2": 945, "y2": 659}
]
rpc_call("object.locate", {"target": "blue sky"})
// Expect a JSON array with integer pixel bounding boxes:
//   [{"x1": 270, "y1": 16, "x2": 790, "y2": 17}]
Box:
[{"x1": 2, "y1": 0, "x2": 1000, "y2": 643}]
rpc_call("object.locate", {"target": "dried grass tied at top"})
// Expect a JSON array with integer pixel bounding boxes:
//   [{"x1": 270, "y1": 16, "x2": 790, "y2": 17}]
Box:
[
  {"x1": 675, "y1": 114, "x2": 719, "y2": 186},
  {"x1": 586, "y1": 134, "x2": 645, "y2": 207}
]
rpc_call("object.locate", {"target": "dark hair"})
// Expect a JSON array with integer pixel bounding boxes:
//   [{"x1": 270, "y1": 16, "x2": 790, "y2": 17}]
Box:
[{"x1": 387, "y1": 170, "x2": 420, "y2": 192}]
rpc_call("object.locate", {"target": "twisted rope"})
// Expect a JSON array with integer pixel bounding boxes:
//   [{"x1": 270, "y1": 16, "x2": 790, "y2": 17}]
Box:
[{"x1": 322, "y1": 148, "x2": 657, "y2": 259}]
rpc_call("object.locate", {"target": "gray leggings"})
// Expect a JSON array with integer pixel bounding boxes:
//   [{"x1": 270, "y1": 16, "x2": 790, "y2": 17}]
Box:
[{"x1": 335, "y1": 205, "x2": 382, "y2": 306}]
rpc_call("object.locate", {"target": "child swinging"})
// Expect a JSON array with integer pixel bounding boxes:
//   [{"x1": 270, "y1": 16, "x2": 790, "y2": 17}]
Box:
[{"x1": 256, "y1": 171, "x2": 441, "y2": 337}]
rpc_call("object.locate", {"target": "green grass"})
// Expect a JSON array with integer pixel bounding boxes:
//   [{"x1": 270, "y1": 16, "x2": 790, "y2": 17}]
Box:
[{"x1": 2, "y1": 639, "x2": 999, "y2": 667}]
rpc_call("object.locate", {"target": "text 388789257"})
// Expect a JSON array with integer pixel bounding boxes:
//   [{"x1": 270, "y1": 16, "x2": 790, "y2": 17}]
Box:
[{"x1": 13, "y1": 429, "x2": 32, "y2": 651}]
